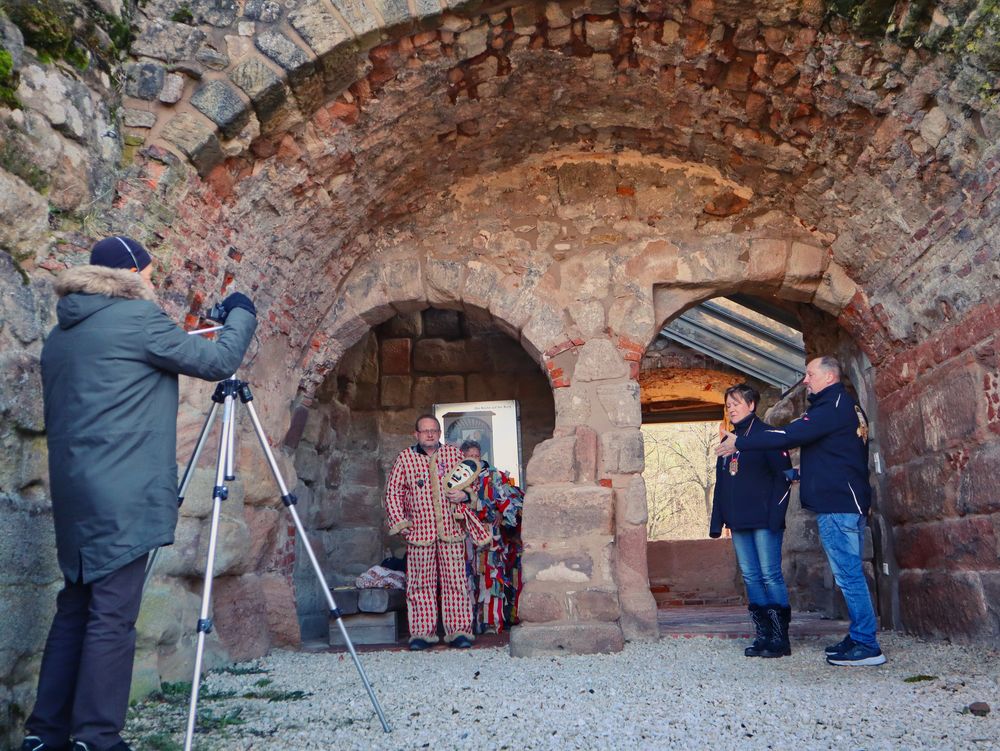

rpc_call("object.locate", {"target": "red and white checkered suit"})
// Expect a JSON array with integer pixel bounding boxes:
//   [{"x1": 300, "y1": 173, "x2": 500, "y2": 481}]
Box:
[{"x1": 385, "y1": 443, "x2": 473, "y2": 643}]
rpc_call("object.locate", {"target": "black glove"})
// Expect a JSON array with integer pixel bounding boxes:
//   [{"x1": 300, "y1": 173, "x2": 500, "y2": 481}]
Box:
[{"x1": 220, "y1": 292, "x2": 256, "y2": 318}]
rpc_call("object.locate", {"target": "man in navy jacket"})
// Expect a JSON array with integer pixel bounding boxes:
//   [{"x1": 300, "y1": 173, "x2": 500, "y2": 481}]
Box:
[{"x1": 716, "y1": 356, "x2": 886, "y2": 667}]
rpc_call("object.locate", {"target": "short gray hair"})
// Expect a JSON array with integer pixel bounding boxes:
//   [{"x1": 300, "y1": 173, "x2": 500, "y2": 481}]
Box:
[{"x1": 816, "y1": 356, "x2": 842, "y2": 381}]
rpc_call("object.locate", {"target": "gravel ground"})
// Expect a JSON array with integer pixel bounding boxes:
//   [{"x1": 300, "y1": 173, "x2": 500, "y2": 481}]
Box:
[{"x1": 126, "y1": 633, "x2": 999, "y2": 750}]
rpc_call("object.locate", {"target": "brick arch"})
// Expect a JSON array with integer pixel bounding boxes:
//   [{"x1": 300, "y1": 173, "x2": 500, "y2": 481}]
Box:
[{"x1": 296, "y1": 250, "x2": 571, "y2": 399}]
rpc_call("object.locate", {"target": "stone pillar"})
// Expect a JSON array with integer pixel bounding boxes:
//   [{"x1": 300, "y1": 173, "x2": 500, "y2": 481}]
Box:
[{"x1": 511, "y1": 339, "x2": 659, "y2": 656}]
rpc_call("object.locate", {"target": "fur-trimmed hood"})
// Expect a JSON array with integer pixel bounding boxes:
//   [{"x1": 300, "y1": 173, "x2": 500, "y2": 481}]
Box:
[
  {"x1": 54, "y1": 265, "x2": 156, "y2": 331},
  {"x1": 55, "y1": 265, "x2": 156, "y2": 301}
]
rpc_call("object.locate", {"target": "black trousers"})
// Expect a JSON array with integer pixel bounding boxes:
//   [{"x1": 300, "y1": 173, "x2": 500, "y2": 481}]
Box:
[{"x1": 27, "y1": 553, "x2": 148, "y2": 750}]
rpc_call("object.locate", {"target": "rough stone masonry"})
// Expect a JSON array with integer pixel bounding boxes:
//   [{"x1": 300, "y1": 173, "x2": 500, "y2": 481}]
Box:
[{"x1": 0, "y1": 0, "x2": 998, "y2": 744}]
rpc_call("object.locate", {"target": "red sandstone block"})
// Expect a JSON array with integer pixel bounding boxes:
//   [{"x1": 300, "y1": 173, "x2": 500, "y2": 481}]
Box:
[
  {"x1": 898, "y1": 571, "x2": 990, "y2": 640},
  {"x1": 312, "y1": 106, "x2": 332, "y2": 130},
  {"x1": 895, "y1": 516, "x2": 998, "y2": 571},
  {"x1": 413, "y1": 30, "x2": 437, "y2": 47},
  {"x1": 380, "y1": 338, "x2": 412, "y2": 375},
  {"x1": 881, "y1": 393, "x2": 926, "y2": 466},
  {"x1": 544, "y1": 340, "x2": 575, "y2": 357},
  {"x1": 918, "y1": 358, "x2": 985, "y2": 452},
  {"x1": 617, "y1": 335, "x2": 645, "y2": 354},
  {"x1": 189, "y1": 291, "x2": 205, "y2": 313},
  {"x1": 959, "y1": 442, "x2": 1000, "y2": 515},
  {"x1": 276, "y1": 135, "x2": 302, "y2": 161}
]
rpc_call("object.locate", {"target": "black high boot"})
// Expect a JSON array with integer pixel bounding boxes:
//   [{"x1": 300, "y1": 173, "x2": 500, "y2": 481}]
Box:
[
  {"x1": 760, "y1": 604, "x2": 792, "y2": 658},
  {"x1": 744, "y1": 604, "x2": 771, "y2": 657}
]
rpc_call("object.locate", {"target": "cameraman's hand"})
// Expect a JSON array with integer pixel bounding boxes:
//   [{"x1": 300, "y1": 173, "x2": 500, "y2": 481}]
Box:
[{"x1": 221, "y1": 292, "x2": 256, "y2": 318}]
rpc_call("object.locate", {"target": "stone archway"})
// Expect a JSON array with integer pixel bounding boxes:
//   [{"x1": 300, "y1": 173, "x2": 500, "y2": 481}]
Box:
[
  {"x1": 285, "y1": 303, "x2": 557, "y2": 641},
  {"x1": 643, "y1": 287, "x2": 897, "y2": 626}
]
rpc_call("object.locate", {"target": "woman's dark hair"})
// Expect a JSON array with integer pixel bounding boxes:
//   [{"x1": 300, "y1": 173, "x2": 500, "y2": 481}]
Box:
[{"x1": 724, "y1": 383, "x2": 760, "y2": 412}]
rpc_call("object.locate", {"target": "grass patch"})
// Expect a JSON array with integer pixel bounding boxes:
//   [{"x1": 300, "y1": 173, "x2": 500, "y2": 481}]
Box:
[
  {"x1": 903, "y1": 674, "x2": 939, "y2": 683},
  {"x1": 241, "y1": 689, "x2": 312, "y2": 702},
  {"x1": 254, "y1": 677, "x2": 273, "y2": 688},
  {"x1": 196, "y1": 707, "x2": 245, "y2": 731},
  {"x1": 220, "y1": 665, "x2": 269, "y2": 676},
  {"x1": 140, "y1": 732, "x2": 183, "y2": 751},
  {"x1": 153, "y1": 681, "x2": 236, "y2": 704}
]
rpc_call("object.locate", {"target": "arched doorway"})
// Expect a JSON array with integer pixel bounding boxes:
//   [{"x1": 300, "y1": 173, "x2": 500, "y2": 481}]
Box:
[
  {"x1": 288, "y1": 306, "x2": 555, "y2": 642},
  {"x1": 643, "y1": 290, "x2": 897, "y2": 632}
]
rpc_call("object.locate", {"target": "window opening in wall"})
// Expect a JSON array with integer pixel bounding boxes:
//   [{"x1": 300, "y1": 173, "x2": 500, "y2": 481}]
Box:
[{"x1": 643, "y1": 420, "x2": 721, "y2": 541}]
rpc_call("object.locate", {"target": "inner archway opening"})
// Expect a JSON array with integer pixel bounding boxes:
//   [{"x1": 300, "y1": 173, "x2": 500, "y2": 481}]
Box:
[
  {"x1": 287, "y1": 306, "x2": 555, "y2": 645},
  {"x1": 643, "y1": 293, "x2": 894, "y2": 632}
]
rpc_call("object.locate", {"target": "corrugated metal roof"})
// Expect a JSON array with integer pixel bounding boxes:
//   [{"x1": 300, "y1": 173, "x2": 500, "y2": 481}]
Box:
[{"x1": 659, "y1": 296, "x2": 806, "y2": 389}]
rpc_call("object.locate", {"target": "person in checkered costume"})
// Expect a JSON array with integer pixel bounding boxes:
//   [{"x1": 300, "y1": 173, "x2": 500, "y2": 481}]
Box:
[{"x1": 385, "y1": 414, "x2": 476, "y2": 650}]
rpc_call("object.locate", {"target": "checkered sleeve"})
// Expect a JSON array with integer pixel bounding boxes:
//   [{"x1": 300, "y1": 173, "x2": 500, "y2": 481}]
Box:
[{"x1": 384, "y1": 452, "x2": 412, "y2": 537}]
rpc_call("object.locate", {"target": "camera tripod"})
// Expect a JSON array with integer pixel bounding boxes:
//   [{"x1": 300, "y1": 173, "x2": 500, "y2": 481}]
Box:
[{"x1": 148, "y1": 375, "x2": 391, "y2": 749}]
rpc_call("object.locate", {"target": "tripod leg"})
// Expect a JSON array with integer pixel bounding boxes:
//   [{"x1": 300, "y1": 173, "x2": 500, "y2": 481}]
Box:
[
  {"x1": 184, "y1": 393, "x2": 236, "y2": 751},
  {"x1": 242, "y1": 400, "x2": 392, "y2": 733},
  {"x1": 225, "y1": 398, "x2": 237, "y2": 481},
  {"x1": 145, "y1": 402, "x2": 221, "y2": 589}
]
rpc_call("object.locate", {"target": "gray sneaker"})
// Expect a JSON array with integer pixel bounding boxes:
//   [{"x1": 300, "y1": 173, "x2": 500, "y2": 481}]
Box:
[
  {"x1": 824, "y1": 635, "x2": 856, "y2": 656},
  {"x1": 826, "y1": 641, "x2": 887, "y2": 666}
]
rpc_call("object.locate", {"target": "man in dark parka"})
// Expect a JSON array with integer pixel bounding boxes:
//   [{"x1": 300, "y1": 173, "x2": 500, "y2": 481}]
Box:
[{"x1": 23, "y1": 237, "x2": 257, "y2": 751}]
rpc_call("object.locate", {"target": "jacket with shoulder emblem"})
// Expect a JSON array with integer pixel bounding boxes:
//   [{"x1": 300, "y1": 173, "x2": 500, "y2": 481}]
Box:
[
  {"x1": 733, "y1": 382, "x2": 872, "y2": 515},
  {"x1": 42, "y1": 265, "x2": 256, "y2": 583}
]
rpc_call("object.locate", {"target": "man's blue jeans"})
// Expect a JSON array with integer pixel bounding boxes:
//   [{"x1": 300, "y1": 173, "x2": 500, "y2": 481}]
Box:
[
  {"x1": 730, "y1": 528, "x2": 789, "y2": 607},
  {"x1": 816, "y1": 513, "x2": 880, "y2": 649}
]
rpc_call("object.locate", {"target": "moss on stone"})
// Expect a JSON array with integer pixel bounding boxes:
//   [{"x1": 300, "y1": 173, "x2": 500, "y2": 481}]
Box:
[
  {"x1": 5, "y1": 0, "x2": 75, "y2": 58},
  {"x1": 170, "y1": 5, "x2": 194, "y2": 25},
  {"x1": 0, "y1": 122, "x2": 49, "y2": 193},
  {"x1": 1, "y1": 248, "x2": 32, "y2": 285},
  {"x1": 827, "y1": 0, "x2": 897, "y2": 37},
  {"x1": 0, "y1": 47, "x2": 20, "y2": 108},
  {"x1": 954, "y1": 0, "x2": 1000, "y2": 72},
  {"x1": 4, "y1": 0, "x2": 134, "y2": 72}
]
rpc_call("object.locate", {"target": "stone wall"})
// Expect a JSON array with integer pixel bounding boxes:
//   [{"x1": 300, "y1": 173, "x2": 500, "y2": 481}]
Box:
[{"x1": 287, "y1": 308, "x2": 554, "y2": 641}]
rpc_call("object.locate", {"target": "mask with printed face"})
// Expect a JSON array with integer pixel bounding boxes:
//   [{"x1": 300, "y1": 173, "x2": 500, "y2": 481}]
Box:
[{"x1": 445, "y1": 459, "x2": 482, "y2": 492}]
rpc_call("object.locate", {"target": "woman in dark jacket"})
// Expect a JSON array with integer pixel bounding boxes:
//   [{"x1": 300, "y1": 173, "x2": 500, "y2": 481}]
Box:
[{"x1": 710, "y1": 384, "x2": 793, "y2": 658}]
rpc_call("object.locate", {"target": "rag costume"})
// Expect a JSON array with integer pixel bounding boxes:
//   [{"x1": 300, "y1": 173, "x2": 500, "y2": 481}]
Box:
[
  {"x1": 384, "y1": 442, "x2": 477, "y2": 644},
  {"x1": 467, "y1": 463, "x2": 524, "y2": 633}
]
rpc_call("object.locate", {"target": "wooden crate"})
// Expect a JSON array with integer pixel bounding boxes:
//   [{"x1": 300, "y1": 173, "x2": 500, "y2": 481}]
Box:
[{"x1": 329, "y1": 611, "x2": 401, "y2": 647}]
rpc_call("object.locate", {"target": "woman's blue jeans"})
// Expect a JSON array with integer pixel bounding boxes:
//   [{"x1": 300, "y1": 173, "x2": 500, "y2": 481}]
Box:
[{"x1": 730, "y1": 528, "x2": 789, "y2": 607}]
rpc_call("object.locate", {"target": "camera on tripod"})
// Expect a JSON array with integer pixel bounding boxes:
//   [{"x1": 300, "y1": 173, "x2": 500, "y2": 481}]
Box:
[{"x1": 206, "y1": 301, "x2": 228, "y2": 323}]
